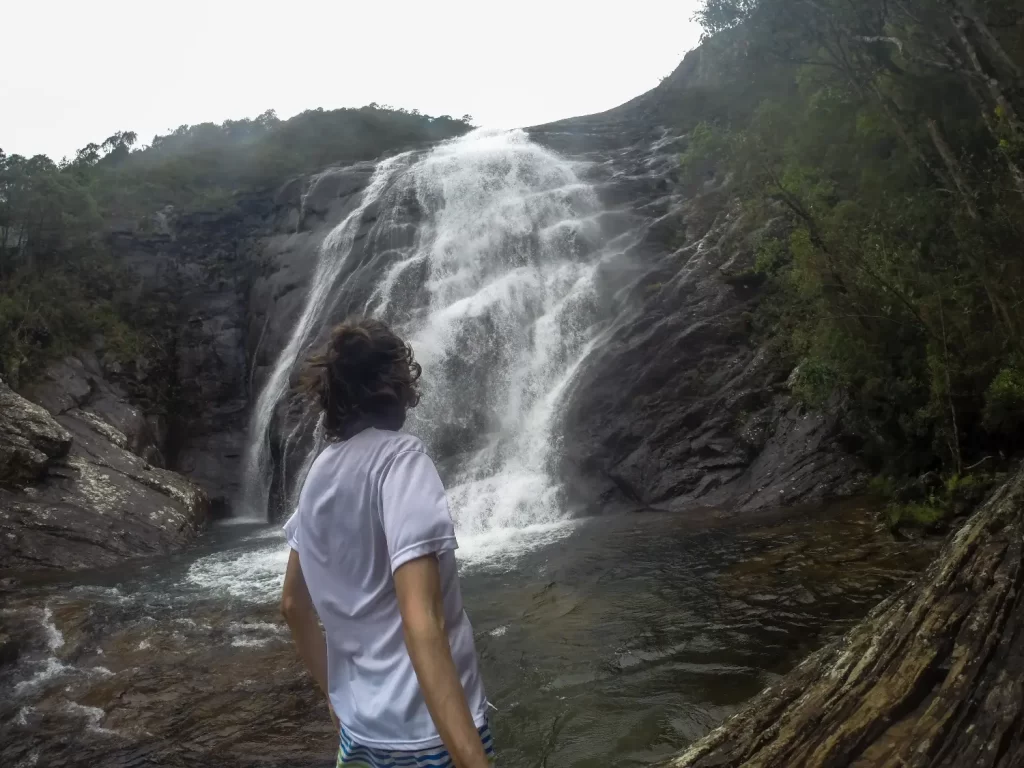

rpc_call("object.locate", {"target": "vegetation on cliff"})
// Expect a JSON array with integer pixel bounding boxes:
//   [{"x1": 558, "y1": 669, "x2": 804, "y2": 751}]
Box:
[
  {"x1": 682, "y1": 0, "x2": 1024, "y2": 490},
  {"x1": 0, "y1": 106, "x2": 471, "y2": 387}
]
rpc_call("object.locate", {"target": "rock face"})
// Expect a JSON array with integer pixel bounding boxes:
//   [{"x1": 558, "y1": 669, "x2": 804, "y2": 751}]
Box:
[
  {"x1": 529, "y1": 61, "x2": 861, "y2": 515},
  {"x1": 110, "y1": 198, "x2": 274, "y2": 514},
  {"x1": 246, "y1": 162, "x2": 379, "y2": 402},
  {"x1": 668, "y1": 462, "x2": 1024, "y2": 768},
  {"x1": 107, "y1": 167, "x2": 383, "y2": 516},
  {"x1": 0, "y1": 363, "x2": 208, "y2": 571}
]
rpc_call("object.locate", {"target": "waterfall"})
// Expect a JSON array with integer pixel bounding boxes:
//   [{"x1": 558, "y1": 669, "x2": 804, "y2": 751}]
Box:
[{"x1": 242, "y1": 128, "x2": 608, "y2": 546}]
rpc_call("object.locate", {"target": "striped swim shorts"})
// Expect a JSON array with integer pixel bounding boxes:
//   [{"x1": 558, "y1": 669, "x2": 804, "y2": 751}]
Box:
[{"x1": 337, "y1": 722, "x2": 496, "y2": 767}]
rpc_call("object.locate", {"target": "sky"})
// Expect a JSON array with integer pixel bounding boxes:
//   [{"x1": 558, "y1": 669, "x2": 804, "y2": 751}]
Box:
[{"x1": 2, "y1": 0, "x2": 704, "y2": 161}]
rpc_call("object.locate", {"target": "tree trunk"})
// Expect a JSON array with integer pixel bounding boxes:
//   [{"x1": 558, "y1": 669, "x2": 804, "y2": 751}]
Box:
[
  {"x1": 951, "y1": 0, "x2": 1023, "y2": 82},
  {"x1": 924, "y1": 119, "x2": 1018, "y2": 338},
  {"x1": 938, "y1": 298, "x2": 963, "y2": 477},
  {"x1": 926, "y1": 119, "x2": 980, "y2": 220},
  {"x1": 667, "y1": 463, "x2": 1024, "y2": 768},
  {"x1": 952, "y1": 12, "x2": 1021, "y2": 126}
]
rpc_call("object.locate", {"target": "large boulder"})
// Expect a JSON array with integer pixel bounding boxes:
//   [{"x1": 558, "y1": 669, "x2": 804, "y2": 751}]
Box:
[
  {"x1": 0, "y1": 380, "x2": 72, "y2": 487},
  {"x1": 0, "y1": 376, "x2": 208, "y2": 572},
  {"x1": 25, "y1": 352, "x2": 165, "y2": 465}
]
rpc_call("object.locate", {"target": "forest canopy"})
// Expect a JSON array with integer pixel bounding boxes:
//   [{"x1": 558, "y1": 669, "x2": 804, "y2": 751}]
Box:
[{"x1": 0, "y1": 105, "x2": 472, "y2": 386}]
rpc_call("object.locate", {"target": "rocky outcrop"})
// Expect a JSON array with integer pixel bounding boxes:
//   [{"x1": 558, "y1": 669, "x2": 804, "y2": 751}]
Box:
[
  {"x1": 0, "y1": 366, "x2": 208, "y2": 571},
  {"x1": 0, "y1": 381, "x2": 72, "y2": 488},
  {"x1": 25, "y1": 351, "x2": 167, "y2": 466},
  {"x1": 667, "y1": 462, "x2": 1024, "y2": 767},
  {"x1": 237, "y1": 114, "x2": 863, "y2": 521},
  {"x1": 246, "y1": 162, "x2": 379, "y2": 401}
]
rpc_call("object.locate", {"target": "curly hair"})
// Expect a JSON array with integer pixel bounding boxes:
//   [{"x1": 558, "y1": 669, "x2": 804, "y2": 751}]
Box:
[{"x1": 298, "y1": 318, "x2": 422, "y2": 441}]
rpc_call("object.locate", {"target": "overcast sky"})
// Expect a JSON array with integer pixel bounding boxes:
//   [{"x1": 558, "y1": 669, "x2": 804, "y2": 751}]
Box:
[{"x1": 3, "y1": 0, "x2": 704, "y2": 160}]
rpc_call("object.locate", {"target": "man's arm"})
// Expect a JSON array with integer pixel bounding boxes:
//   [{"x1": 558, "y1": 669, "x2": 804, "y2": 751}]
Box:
[
  {"x1": 394, "y1": 555, "x2": 489, "y2": 768},
  {"x1": 281, "y1": 548, "x2": 337, "y2": 728}
]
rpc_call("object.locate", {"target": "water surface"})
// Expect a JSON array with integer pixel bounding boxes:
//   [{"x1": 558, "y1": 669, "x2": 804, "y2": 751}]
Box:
[{"x1": 0, "y1": 500, "x2": 935, "y2": 768}]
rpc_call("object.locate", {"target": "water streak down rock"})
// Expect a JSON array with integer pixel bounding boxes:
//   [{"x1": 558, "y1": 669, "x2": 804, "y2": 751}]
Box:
[
  {"x1": 527, "y1": 67, "x2": 862, "y2": 515},
  {"x1": 241, "y1": 112, "x2": 863, "y2": 534}
]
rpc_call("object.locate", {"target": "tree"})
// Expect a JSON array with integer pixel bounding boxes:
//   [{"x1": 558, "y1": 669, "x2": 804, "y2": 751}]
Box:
[
  {"x1": 684, "y1": 0, "x2": 1024, "y2": 476},
  {"x1": 100, "y1": 131, "x2": 138, "y2": 165}
]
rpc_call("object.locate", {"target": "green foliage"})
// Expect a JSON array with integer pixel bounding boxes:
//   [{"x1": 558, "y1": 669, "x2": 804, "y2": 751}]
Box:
[
  {"x1": 0, "y1": 256, "x2": 146, "y2": 387},
  {"x1": 867, "y1": 475, "x2": 898, "y2": 498},
  {"x1": 753, "y1": 237, "x2": 786, "y2": 275},
  {"x1": 982, "y1": 365, "x2": 1024, "y2": 434},
  {"x1": 884, "y1": 501, "x2": 947, "y2": 532},
  {"x1": 945, "y1": 473, "x2": 984, "y2": 496},
  {"x1": 881, "y1": 471, "x2": 997, "y2": 533},
  {"x1": 1, "y1": 104, "x2": 471, "y2": 385},
  {"x1": 680, "y1": 122, "x2": 734, "y2": 182},
  {"x1": 96, "y1": 106, "x2": 472, "y2": 218},
  {"x1": 691, "y1": 0, "x2": 1024, "y2": 476}
]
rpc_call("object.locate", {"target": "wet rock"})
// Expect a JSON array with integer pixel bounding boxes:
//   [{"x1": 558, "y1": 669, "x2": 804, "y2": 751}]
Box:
[
  {"x1": 24, "y1": 352, "x2": 164, "y2": 465},
  {"x1": 110, "y1": 198, "x2": 274, "y2": 511},
  {"x1": 534, "y1": 102, "x2": 860, "y2": 515},
  {"x1": 0, "y1": 377, "x2": 209, "y2": 571},
  {"x1": 300, "y1": 163, "x2": 376, "y2": 228},
  {"x1": 0, "y1": 381, "x2": 71, "y2": 488},
  {"x1": 0, "y1": 631, "x2": 19, "y2": 667}
]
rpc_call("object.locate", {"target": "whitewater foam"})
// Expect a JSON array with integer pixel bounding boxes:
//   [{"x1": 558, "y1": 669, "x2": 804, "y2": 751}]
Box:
[
  {"x1": 185, "y1": 541, "x2": 291, "y2": 600},
  {"x1": 14, "y1": 656, "x2": 72, "y2": 695},
  {"x1": 64, "y1": 701, "x2": 116, "y2": 735},
  {"x1": 41, "y1": 606, "x2": 64, "y2": 652}
]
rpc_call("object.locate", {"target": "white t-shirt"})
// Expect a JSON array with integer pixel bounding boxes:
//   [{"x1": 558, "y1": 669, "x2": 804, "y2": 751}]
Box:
[{"x1": 282, "y1": 428, "x2": 488, "y2": 749}]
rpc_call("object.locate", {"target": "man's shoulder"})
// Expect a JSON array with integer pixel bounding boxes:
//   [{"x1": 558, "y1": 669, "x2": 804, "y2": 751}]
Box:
[{"x1": 364, "y1": 429, "x2": 428, "y2": 463}]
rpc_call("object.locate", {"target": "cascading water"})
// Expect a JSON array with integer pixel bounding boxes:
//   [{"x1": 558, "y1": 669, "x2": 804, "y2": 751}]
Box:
[{"x1": 242, "y1": 128, "x2": 608, "y2": 553}]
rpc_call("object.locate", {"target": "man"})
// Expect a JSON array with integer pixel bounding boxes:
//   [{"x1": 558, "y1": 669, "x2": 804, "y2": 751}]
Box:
[{"x1": 280, "y1": 318, "x2": 494, "y2": 767}]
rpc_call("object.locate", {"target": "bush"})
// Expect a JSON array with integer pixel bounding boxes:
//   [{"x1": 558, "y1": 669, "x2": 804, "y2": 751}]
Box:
[
  {"x1": 983, "y1": 366, "x2": 1024, "y2": 435},
  {"x1": 884, "y1": 502, "x2": 947, "y2": 533}
]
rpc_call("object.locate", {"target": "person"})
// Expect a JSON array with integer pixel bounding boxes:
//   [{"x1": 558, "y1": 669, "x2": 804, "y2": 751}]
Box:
[{"x1": 279, "y1": 318, "x2": 495, "y2": 768}]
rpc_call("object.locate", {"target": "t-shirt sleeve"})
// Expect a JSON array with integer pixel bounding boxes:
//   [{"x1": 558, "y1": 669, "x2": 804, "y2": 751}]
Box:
[
  {"x1": 380, "y1": 449, "x2": 458, "y2": 573},
  {"x1": 282, "y1": 510, "x2": 300, "y2": 551}
]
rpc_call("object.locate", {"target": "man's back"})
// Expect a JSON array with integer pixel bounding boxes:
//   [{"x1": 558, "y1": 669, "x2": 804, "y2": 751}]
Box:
[{"x1": 284, "y1": 427, "x2": 488, "y2": 749}]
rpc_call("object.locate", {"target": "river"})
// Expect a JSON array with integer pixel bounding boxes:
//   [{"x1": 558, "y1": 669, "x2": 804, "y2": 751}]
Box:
[{"x1": 1, "y1": 499, "x2": 935, "y2": 768}]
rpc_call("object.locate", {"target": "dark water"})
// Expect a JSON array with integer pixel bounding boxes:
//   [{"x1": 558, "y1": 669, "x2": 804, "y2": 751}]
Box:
[{"x1": 0, "y1": 502, "x2": 936, "y2": 768}]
